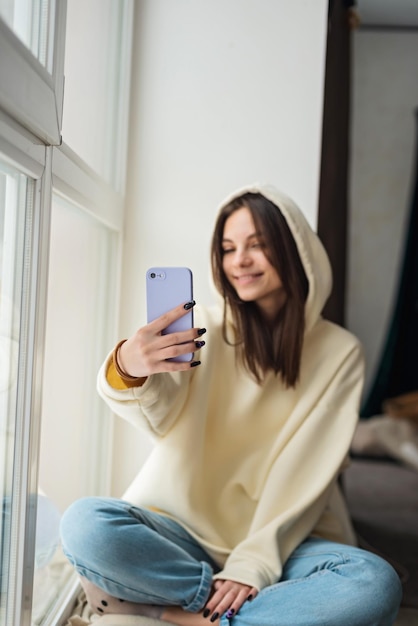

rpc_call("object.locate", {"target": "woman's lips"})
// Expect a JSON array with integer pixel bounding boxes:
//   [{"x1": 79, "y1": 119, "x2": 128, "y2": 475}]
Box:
[{"x1": 234, "y1": 273, "x2": 262, "y2": 285}]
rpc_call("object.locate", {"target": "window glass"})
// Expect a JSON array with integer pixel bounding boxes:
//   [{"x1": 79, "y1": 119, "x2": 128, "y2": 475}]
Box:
[
  {"x1": 31, "y1": 193, "x2": 117, "y2": 622},
  {"x1": 0, "y1": 160, "x2": 28, "y2": 626},
  {"x1": 0, "y1": 0, "x2": 54, "y2": 71}
]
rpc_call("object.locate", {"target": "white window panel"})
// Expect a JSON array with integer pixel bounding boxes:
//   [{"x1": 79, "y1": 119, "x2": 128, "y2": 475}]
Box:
[
  {"x1": 52, "y1": 142, "x2": 124, "y2": 233},
  {"x1": 62, "y1": 0, "x2": 133, "y2": 191},
  {"x1": 31, "y1": 191, "x2": 118, "y2": 625},
  {"x1": 39, "y1": 194, "x2": 117, "y2": 508}
]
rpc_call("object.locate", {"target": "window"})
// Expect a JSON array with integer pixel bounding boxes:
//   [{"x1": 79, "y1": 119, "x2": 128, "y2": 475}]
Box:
[
  {"x1": 0, "y1": 1, "x2": 133, "y2": 624},
  {"x1": 0, "y1": 0, "x2": 64, "y2": 145},
  {"x1": 0, "y1": 134, "x2": 50, "y2": 626}
]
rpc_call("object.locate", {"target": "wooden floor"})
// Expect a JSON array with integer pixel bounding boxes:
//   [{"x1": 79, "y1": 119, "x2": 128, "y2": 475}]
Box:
[
  {"x1": 344, "y1": 457, "x2": 418, "y2": 611},
  {"x1": 395, "y1": 607, "x2": 418, "y2": 625}
]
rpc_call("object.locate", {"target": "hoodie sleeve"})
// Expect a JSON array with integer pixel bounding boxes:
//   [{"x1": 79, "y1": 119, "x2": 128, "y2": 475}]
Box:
[
  {"x1": 96, "y1": 305, "x2": 209, "y2": 437},
  {"x1": 213, "y1": 338, "x2": 364, "y2": 590},
  {"x1": 97, "y1": 356, "x2": 193, "y2": 438}
]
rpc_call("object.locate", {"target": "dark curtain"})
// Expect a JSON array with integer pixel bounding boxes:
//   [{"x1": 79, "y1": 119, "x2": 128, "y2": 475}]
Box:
[
  {"x1": 362, "y1": 109, "x2": 418, "y2": 416},
  {"x1": 317, "y1": 0, "x2": 353, "y2": 325}
]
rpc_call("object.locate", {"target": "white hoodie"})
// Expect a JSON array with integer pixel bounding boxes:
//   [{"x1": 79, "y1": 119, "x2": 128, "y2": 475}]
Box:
[{"x1": 97, "y1": 184, "x2": 364, "y2": 591}]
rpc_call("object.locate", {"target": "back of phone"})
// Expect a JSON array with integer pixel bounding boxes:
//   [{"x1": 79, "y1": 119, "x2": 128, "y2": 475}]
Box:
[{"x1": 146, "y1": 267, "x2": 194, "y2": 362}]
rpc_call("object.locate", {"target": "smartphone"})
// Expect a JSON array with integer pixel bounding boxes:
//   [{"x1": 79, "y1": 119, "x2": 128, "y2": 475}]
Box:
[{"x1": 146, "y1": 267, "x2": 194, "y2": 362}]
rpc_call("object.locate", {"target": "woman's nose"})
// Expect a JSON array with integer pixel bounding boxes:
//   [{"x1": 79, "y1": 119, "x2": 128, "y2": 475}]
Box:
[{"x1": 233, "y1": 248, "x2": 251, "y2": 266}]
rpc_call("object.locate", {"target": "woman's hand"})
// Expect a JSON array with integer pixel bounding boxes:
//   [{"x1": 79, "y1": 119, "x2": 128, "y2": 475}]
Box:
[
  {"x1": 118, "y1": 301, "x2": 205, "y2": 379},
  {"x1": 203, "y1": 579, "x2": 258, "y2": 621}
]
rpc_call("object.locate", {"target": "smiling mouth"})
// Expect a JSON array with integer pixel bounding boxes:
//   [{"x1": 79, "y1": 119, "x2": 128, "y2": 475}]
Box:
[{"x1": 234, "y1": 273, "x2": 262, "y2": 284}]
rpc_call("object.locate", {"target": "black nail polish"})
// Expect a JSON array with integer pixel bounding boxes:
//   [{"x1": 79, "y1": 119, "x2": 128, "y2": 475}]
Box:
[
  {"x1": 190, "y1": 360, "x2": 201, "y2": 367},
  {"x1": 184, "y1": 300, "x2": 196, "y2": 310},
  {"x1": 197, "y1": 327, "x2": 207, "y2": 336},
  {"x1": 210, "y1": 612, "x2": 219, "y2": 623},
  {"x1": 247, "y1": 594, "x2": 253, "y2": 601},
  {"x1": 195, "y1": 340, "x2": 205, "y2": 349},
  {"x1": 203, "y1": 608, "x2": 210, "y2": 618}
]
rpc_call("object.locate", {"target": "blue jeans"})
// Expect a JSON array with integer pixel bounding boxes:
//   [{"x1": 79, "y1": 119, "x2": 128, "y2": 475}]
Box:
[{"x1": 60, "y1": 497, "x2": 402, "y2": 626}]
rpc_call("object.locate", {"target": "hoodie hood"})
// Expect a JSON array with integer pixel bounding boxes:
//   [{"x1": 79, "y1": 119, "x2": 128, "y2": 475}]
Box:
[{"x1": 216, "y1": 183, "x2": 332, "y2": 332}]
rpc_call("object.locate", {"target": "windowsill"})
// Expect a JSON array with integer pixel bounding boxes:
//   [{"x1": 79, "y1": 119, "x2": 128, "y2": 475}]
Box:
[{"x1": 31, "y1": 547, "x2": 80, "y2": 626}]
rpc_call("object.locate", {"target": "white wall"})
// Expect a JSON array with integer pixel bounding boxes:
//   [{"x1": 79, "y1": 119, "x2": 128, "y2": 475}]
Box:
[
  {"x1": 347, "y1": 30, "x2": 418, "y2": 400},
  {"x1": 111, "y1": 0, "x2": 329, "y2": 496}
]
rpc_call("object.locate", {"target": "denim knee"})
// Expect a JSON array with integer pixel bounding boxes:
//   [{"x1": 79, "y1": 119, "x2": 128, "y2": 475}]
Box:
[
  {"x1": 353, "y1": 548, "x2": 403, "y2": 624},
  {"x1": 60, "y1": 496, "x2": 117, "y2": 565},
  {"x1": 59, "y1": 496, "x2": 213, "y2": 611}
]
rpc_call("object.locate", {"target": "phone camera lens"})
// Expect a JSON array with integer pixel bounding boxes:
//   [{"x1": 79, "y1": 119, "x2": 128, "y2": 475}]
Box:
[{"x1": 150, "y1": 272, "x2": 156, "y2": 279}]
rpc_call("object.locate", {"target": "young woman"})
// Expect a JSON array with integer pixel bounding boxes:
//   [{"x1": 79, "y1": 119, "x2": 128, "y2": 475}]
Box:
[{"x1": 60, "y1": 184, "x2": 402, "y2": 626}]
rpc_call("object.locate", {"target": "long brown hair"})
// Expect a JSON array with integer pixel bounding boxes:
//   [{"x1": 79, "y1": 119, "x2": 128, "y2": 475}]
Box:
[{"x1": 211, "y1": 192, "x2": 309, "y2": 387}]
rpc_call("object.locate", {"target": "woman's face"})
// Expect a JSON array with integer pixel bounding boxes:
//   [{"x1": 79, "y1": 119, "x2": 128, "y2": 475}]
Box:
[{"x1": 222, "y1": 206, "x2": 287, "y2": 319}]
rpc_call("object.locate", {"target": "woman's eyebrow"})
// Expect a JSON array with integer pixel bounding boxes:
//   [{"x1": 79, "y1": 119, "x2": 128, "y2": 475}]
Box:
[{"x1": 222, "y1": 232, "x2": 262, "y2": 244}]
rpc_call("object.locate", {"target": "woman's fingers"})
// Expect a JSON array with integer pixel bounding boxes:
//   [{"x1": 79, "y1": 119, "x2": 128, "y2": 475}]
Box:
[
  {"x1": 203, "y1": 580, "x2": 258, "y2": 621},
  {"x1": 119, "y1": 330, "x2": 203, "y2": 378},
  {"x1": 117, "y1": 301, "x2": 206, "y2": 378},
  {"x1": 157, "y1": 338, "x2": 204, "y2": 363},
  {"x1": 149, "y1": 300, "x2": 196, "y2": 335}
]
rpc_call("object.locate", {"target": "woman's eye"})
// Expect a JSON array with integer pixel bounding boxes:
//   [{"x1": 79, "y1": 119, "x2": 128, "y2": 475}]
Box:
[{"x1": 222, "y1": 248, "x2": 234, "y2": 254}]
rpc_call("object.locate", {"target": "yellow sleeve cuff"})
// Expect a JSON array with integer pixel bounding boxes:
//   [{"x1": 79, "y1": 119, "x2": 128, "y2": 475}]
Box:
[{"x1": 106, "y1": 358, "x2": 130, "y2": 390}]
